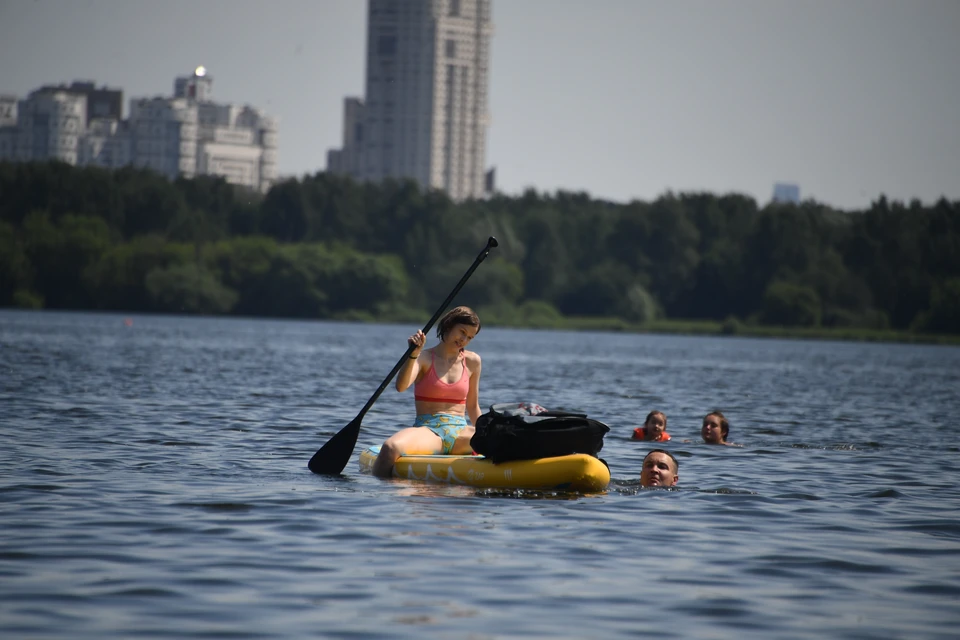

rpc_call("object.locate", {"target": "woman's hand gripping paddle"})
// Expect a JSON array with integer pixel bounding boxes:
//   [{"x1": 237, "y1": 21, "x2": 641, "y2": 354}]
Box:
[{"x1": 308, "y1": 237, "x2": 499, "y2": 475}]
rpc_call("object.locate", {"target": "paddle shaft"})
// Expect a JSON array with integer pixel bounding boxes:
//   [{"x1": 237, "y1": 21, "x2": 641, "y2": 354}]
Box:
[
  {"x1": 356, "y1": 238, "x2": 498, "y2": 419},
  {"x1": 308, "y1": 236, "x2": 498, "y2": 474}
]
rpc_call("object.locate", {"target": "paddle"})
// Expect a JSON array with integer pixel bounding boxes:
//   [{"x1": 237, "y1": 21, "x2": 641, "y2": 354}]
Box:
[{"x1": 308, "y1": 236, "x2": 499, "y2": 475}]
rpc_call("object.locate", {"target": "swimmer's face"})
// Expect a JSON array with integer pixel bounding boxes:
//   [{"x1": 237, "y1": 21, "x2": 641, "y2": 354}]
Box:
[
  {"x1": 701, "y1": 414, "x2": 725, "y2": 444},
  {"x1": 644, "y1": 413, "x2": 666, "y2": 437},
  {"x1": 640, "y1": 452, "x2": 678, "y2": 487}
]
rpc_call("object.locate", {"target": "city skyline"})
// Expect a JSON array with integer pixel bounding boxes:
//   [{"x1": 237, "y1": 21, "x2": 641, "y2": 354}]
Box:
[{"x1": 1, "y1": 0, "x2": 958, "y2": 210}]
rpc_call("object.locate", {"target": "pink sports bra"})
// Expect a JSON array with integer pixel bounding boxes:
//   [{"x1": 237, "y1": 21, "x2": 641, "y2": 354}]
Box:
[{"x1": 414, "y1": 351, "x2": 469, "y2": 404}]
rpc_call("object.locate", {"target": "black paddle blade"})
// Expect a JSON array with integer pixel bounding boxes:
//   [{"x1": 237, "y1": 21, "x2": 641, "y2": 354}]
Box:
[{"x1": 308, "y1": 417, "x2": 361, "y2": 475}]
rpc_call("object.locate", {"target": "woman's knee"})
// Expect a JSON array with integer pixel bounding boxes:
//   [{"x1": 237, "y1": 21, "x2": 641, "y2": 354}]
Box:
[
  {"x1": 372, "y1": 439, "x2": 403, "y2": 478},
  {"x1": 380, "y1": 437, "x2": 403, "y2": 460}
]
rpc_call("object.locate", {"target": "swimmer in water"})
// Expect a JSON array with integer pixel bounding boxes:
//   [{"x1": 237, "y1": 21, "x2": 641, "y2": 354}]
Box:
[
  {"x1": 699, "y1": 410, "x2": 741, "y2": 446},
  {"x1": 631, "y1": 410, "x2": 670, "y2": 442},
  {"x1": 640, "y1": 449, "x2": 679, "y2": 487}
]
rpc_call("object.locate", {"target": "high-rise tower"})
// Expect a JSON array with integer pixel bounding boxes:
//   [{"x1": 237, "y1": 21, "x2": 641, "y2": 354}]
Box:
[{"x1": 328, "y1": 0, "x2": 492, "y2": 201}]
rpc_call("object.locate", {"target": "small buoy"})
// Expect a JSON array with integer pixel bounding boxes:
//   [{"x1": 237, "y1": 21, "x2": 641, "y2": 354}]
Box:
[{"x1": 123, "y1": 318, "x2": 133, "y2": 327}]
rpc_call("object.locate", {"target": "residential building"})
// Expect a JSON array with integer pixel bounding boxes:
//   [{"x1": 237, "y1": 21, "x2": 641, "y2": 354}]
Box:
[
  {"x1": 327, "y1": 0, "x2": 493, "y2": 201},
  {"x1": 0, "y1": 69, "x2": 277, "y2": 193}
]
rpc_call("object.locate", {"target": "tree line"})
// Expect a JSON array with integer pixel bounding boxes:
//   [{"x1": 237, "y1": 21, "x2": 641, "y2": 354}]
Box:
[{"x1": 1, "y1": 160, "x2": 957, "y2": 334}]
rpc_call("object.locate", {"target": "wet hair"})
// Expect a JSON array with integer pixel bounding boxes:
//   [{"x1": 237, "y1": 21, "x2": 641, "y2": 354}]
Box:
[
  {"x1": 704, "y1": 410, "x2": 730, "y2": 441},
  {"x1": 643, "y1": 448, "x2": 678, "y2": 473},
  {"x1": 644, "y1": 410, "x2": 667, "y2": 428},
  {"x1": 437, "y1": 306, "x2": 481, "y2": 341}
]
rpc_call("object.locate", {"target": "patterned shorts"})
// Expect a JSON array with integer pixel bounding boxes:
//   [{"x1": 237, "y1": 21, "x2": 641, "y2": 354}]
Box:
[{"x1": 414, "y1": 413, "x2": 469, "y2": 454}]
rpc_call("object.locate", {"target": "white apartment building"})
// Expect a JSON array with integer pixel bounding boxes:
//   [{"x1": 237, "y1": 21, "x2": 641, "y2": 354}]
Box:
[
  {"x1": 0, "y1": 88, "x2": 87, "y2": 165},
  {"x1": 327, "y1": 0, "x2": 492, "y2": 201},
  {"x1": 0, "y1": 70, "x2": 277, "y2": 193}
]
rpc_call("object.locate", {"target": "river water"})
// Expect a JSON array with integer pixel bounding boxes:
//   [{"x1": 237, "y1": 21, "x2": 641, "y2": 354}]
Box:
[{"x1": 2, "y1": 310, "x2": 959, "y2": 639}]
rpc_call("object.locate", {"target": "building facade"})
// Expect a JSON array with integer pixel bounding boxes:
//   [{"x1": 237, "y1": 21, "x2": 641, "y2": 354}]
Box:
[
  {"x1": 0, "y1": 70, "x2": 277, "y2": 193},
  {"x1": 772, "y1": 182, "x2": 801, "y2": 204},
  {"x1": 327, "y1": 0, "x2": 492, "y2": 201}
]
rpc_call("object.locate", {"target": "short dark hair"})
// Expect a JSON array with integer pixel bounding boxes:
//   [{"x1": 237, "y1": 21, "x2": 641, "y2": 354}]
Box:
[
  {"x1": 437, "y1": 305, "x2": 480, "y2": 340},
  {"x1": 643, "y1": 448, "x2": 678, "y2": 472}
]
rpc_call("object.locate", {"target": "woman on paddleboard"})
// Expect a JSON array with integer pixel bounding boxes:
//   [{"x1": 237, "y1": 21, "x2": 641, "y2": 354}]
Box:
[{"x1": 371, "y1": 306, "x2": 483, "y2": 477}]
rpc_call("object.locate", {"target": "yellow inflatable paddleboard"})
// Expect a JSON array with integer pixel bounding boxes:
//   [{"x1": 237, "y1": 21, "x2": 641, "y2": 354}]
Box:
[{"x1": 358, "y1": 445, "x2": 610, "y2": 492}]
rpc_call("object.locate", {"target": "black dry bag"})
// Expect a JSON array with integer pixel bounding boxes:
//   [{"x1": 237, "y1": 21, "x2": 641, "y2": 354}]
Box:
[{"x1": 470, "y1": 402, "x2": 610, "y2": 463}]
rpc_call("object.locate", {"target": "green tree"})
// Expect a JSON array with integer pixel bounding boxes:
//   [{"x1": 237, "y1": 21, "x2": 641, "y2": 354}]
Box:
[
  {"x1": 689, "y1": 239, "x2": 745, "y2": 320},
  {"x1": 0, "y1": 221, "x2": 33, "y2": 306},
  {"x1": 321, "y1": 249, "x2": 410, "y2": 315},
  {"x1": 516, "y1": 300, "x2": 564, "y2": 326},
  {"x1": 912, "y1": 278, "x2": 960, "y2": 334},
  {"x1": 85, "y1": 236, "x2": 191, "y2": 311},
  {"x1": 0, "y1": 161, "x2": 123, "y2": 228},
  {"x1": 683, "y1": 192, "x2": 759, "y2": 319},
  {"x1": 618, "y1": 282, "x2": 662, "y2": 323},
  {"x1": 518, "y1": 206, "x2": 572, "y2": 302},
  {"x1": 845, "y1": 196, "x2": 932, "y2": 329},
  {"x1": 145, "y1": 264, "x2": 238, "y2": 314},
  {"x1": 207, "y1": 236, "x2": 280, "y2": 315},
  {"x1": 246, "y1": 248, "x2": 327, "y2": 318},
  {"x1": 366, "y1": 178, "x2": 424, "y2": 254},
  {"x1": 57, "y1": 215, "x2": 114, "y2": 308},
  {"x1": 461, "y1": 257, "x2": 524, "y2": 308},
  {"x1": 116, "y1": 167, "x2": 187, "y2": 237},
  {"x1": 259, "y1": 178, "x2": 311, "y2": 242},
  {"x1": 18, "y1": 211, "x2": 112, "y2": 308},
  {"x1": 608, "y1": 201, "x2": 653, "y2": 274},
  {"x1": 299, "y1": 172, "x2": 371, "y2": 245},
  {"x1": 643, "y1": 195, "x2": 701, "y2": 315},
  {"x1": 557, "y1": 261, "x2": 634, "y2": 318},
  {"x1": 174, "y1": 173, "x2": 255, "y2": 239},
  {"x1": 761, "y1": 281, "x2": 821, "y2": 327}
]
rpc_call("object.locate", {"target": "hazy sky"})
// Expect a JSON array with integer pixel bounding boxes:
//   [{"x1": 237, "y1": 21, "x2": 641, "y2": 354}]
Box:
[{"x1": 2, "y1": 0, "x2": 958, "y2": 210}]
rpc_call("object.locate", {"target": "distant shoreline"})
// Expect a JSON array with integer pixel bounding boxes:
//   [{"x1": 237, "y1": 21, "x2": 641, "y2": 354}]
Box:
[
  {"x1": 477, "y1": 314, "x2": 960, "y2": 346},
  {"x1": 4, "y1": 306, "x2": 957, "y2": 346}
]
